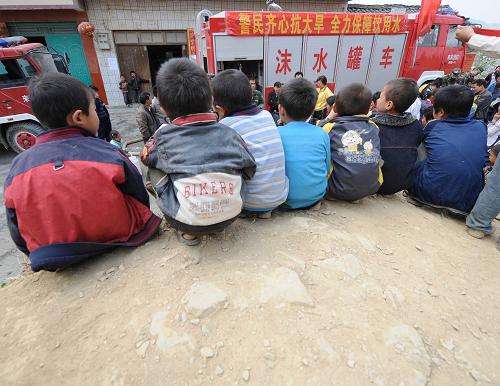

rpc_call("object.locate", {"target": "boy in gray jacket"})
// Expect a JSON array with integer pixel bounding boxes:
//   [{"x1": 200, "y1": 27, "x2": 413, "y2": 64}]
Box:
[
  {"x1": 327, "y1": 83, "x2": 383, "y2": 201},
  {"x1": 141, "y1": 59, "x2": 256, "y2": 245}
]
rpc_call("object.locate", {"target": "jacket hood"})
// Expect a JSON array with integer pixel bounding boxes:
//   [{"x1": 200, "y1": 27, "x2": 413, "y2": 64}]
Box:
[{"x1": 372, "y1": 112, "x2": 416, "y2": 127}]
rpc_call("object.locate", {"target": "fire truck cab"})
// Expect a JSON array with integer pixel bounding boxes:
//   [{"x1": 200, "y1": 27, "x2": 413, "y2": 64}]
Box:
[
  {"x1": 195, "y1": 11, "x2": 472, "y2": 100},
  {"x1": 0, "y1": 36, "x2": 69, "y2": 153}
]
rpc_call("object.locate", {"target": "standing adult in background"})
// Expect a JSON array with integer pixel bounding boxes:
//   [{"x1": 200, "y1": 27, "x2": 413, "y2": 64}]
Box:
[
  {"x1": 129, "y1": 71, "x2": 149, "y2": 104},
  {"x1": 119, "y1": 74, "x2": 131, "y2": 107},
  {"x1": 471, "y1": 79, "x2": 493, "y2": 123},
  {"x1": 313, "y1": 75, "x2": 333, "y2": 121},
  {"x1": 151, "y1": 86, "x2": 169, "y2": 124},
  {"x1": 267, "y1": 81, "x2": 281, "y2": 124},
  {"x1": 136, "y1": 92, "x2": 160, "y2": 142},
  {"x1": 249, "y1": 77, "x2": 264, "y2": 108},
  {"x1": 89, "y1": 85, "x2": 112, "y2": 141}
]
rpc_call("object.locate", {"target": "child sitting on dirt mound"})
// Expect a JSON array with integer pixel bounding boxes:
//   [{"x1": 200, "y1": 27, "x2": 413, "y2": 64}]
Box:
[
  {"x1": 277, "y1": 78, "x2": 330, "y2": 209},
  {"x1": 325, "y1": 83, "x2": 383, "y2": 202},
  {"x1": 212, "y1": 69, "x2": 288, "y2": 219},
  {"x1": 141, "y1": 59, "x2": 256, "y2": 246},
  {"x1": 3, "y1": 73, "x2": 161, "y2": 272},
  {"x1": 372, "y1": 78, "x2": 424, "y2": 196},
  {"x1": 409, "y1": 85, "x2": 487, "y2": 215}
]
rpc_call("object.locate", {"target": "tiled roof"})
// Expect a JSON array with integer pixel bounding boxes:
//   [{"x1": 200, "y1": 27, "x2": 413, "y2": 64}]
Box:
[{"x1": 347, "y1": 4, "x2": 456, "y2": 15}]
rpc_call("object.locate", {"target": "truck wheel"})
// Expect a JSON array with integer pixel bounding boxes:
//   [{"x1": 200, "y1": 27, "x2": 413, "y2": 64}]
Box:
[{"x1": 5, "y1": 122, "x2": 45, "y2": 153}]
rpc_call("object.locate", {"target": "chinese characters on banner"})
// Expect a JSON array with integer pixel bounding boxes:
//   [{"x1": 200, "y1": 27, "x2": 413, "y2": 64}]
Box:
[
  {"x1": 265, "y1": 36, "x2": 303, "y2": 85},
  {"x1": 226, "y1": 12, "x2": 407, "y2": 36},
  {"x1": 303, "y1": 36, "x2": 339, "y2": 82},
  {"x1": 335, "y1": 35, "x2": 374, "y2": 91},
  {"x1": 186, "y1": 28, "x2": 197, "y2": 57},
  {"x1": 366, "y1": 35, "x2": 406, "y2": 92}
]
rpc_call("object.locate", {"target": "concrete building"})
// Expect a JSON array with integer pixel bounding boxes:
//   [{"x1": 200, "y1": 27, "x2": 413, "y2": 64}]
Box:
[
  {"x1": 1, "y1": 1, "x2": 349, "y2": 106},
  {"x1": 85, "y1": 0, "x2": 349, "y2": 106}
]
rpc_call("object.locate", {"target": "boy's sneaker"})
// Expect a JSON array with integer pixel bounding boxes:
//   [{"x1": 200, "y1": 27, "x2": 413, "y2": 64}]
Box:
[
  {"x1": 311, "y1": 201, "x2": 322, "y2": 211},
  {"x1": 257, "y1": 211, "x2": 272, "y2": 219},
  {"x1": 466, "y1": 227, "x2": 487, "y2": 239}
]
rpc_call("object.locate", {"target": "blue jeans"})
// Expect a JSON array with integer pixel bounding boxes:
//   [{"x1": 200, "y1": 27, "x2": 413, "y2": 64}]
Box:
[{"x1": 466, "y1": 161, "x2": 500, "y2": 234}]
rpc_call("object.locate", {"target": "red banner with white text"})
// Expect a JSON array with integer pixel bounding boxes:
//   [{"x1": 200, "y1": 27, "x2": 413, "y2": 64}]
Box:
[{"x1": 225, "y1": 12, "x2": 408, "y2": 36}]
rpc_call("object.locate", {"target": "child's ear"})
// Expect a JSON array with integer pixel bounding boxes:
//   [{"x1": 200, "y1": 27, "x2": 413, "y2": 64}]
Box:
[
  {"x1": 333, "y1": 104, "x2": 337, "y2": 114},
  {"x1": 214, "y1": 105, "x2": 226, "y2": 120},
  {"x1": 67, "y1": 109, "x2": 84, "y2": 127},
  {"x1": 278, "y1": 104, "x2": 285, "y2": 117},
  {"x1": 433, "y1": 108, "x2": 445, "y2": 120}
]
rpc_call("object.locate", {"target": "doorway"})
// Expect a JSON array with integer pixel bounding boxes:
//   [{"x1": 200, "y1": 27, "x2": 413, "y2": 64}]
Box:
[{"x1": 147, "y1": 45, "x2": 183, "y2": 87}]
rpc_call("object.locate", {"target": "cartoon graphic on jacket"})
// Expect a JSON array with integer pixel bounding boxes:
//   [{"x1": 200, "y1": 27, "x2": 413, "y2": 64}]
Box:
[{"x1": 326, "y1": 115, "x2": 383, "y2": 201}]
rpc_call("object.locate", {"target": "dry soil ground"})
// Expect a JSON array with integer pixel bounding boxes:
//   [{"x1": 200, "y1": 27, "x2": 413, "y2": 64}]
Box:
[{"x1": 1, "y1": 193, "x2": 499, "y2": 386}]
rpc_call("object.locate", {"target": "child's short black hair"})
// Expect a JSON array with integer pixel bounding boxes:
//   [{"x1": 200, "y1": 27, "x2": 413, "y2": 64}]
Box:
[
  {"x1": 422, "y1": 105, "x2": 434, "y2": 122},
  {"x1": 278, "y1": 78, "x2": 317, "y2": 121},
  {"x1": 335, "y1": 83, "x2": 372, "y2": 116},
  {"x1": 472, "y1": 79, "x2": 488, "y2": 88},
  {"x1": 28, "y1": 72, "x2": 92, "y2": 130},
  {"x1": 316, "y1": 75, "x2": 327, "y2": 86},
  {"x1": 372, "y1": 91, "x2": 381, "y2": 103},
  {"x1": 327, "y1": 95, "x2": 336, "y2": 107},
  {"x1": 110, "y1": 130, "x2": 120, "y2": 139},
  {"x1": 383, "y1": 78, "x2": 419, "y2": 114},
  {"x1": 156, "y1": 58, "x2": 211, "y2": 120},
  {"x1": 212, "y1": 69, "x2": 252, "y2": 115},
  {"x1": 274, "y1": 81, "x2": 282, "y2": 88},
  {"x1": 433, "y1": 85, "x2": 474, "y2": 118},
  {"x1": 139, "y1": 92, "x2": 150, "y2": 105}
]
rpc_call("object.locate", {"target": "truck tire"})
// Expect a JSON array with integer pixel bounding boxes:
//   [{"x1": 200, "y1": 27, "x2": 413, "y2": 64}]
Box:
[{"x1": 5, "y1": 122, "x2": 45, "y2": 153}]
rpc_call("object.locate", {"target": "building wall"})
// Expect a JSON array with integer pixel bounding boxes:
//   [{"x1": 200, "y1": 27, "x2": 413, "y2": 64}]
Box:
[
  {"x1": 0, "y1": 9, "x2": 108, "y2": 103},
  {"x1": 85, "y1": 0, "x2": 348, "y2": 105}
]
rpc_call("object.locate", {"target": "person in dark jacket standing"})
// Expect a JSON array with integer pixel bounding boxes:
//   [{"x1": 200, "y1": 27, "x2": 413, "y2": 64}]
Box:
[
  {"x1": 89, "y1": 85, "x2": 112, "y2": 141},
  {"x1": 472, "y1": 79, "x2": 493, "y2": 123},
  {"x1": 373, "y1": 78, "x2": 424, "y2": 195},
  {"x1": 129, "y1": 70, "x2": 149, "y2": 104},
  {"x1": 136, "y1": 92, "x2": 161, "y2": 142},
  {"x1": 267, "y1": 81, "x2": 281, "y2": 123}
]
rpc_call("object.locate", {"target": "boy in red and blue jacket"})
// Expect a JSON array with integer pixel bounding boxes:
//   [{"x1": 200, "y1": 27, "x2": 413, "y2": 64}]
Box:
[{"x1": 4, "y1": 73, "x2": 161, "y2": 272}]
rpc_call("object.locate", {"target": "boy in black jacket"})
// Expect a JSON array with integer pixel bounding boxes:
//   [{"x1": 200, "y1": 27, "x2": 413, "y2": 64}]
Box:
[{"x1": 372, "y1": 78, "x2": 424, "y2": 195}]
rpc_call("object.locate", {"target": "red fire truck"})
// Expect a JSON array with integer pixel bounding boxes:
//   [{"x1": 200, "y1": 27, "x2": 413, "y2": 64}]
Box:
[
  {"x1": 0, "y1": 36, "x2": 69, "y2": 153},
  {"x1": 194, "y1": 11, "x2": 476, "y2": 100}
]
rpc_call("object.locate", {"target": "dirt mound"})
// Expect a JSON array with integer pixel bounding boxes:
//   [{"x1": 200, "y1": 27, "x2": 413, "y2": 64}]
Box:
[{"x1": 1, "y1": 194, "x2": 499, "y2": 385}]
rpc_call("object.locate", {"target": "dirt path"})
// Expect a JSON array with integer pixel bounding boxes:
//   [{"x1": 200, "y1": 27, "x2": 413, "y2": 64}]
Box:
[{"x1": 1, "y1": 194, "x2": 498, "y2": 386}]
